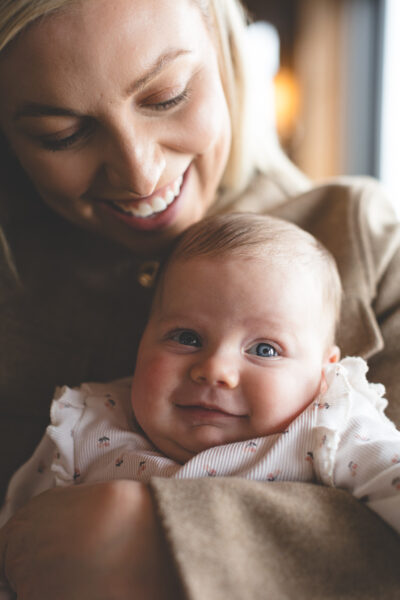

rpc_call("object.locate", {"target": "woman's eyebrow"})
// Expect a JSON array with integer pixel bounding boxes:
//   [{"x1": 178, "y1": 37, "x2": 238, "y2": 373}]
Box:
[
  {"x1": 13, "y1": 48, "x2": 192, "y2": 121},
  {"x1": 13, "y1": 104, "x2": 82, "y2": 121},
  {"x1": 125, "y1": 48, "x2": 192, "y2": 96}
]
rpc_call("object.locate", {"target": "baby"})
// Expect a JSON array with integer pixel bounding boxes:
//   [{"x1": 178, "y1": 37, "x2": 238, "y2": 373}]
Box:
[{"x1": 1, "y1": 213, "x2": 399, "y2": 536}]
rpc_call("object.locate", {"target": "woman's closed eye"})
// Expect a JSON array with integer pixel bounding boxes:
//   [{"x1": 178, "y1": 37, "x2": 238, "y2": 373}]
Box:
[
  {"x1": 37, "y1": 89, "x2": 190, "y2": 152},
  {"x1": 38, "y1": 120, "x2": 94, "y2": 152},
  {"x1": 246, "y1": 342, "x2": 279, "y2": 358},
  {"x1": 144, "y1": 88, "x2": 190, "y2": 112}
]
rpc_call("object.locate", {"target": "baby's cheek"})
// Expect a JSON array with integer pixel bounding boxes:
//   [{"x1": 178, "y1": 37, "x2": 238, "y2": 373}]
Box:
[
  {"x1": 132, "y1": 354, "x2": 173, "y2": 410},
  {"x1": 131, "y1": 355, "x2": 177, "y2": 441},
  {"x1": 144, "y1": 355, "x2": 174, "y2": 390}
]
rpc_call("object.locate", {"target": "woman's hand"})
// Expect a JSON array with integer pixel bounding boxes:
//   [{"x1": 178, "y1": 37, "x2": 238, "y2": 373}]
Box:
[{"x1": 0, "y1": 480, "x2": 184, "y2": 600}]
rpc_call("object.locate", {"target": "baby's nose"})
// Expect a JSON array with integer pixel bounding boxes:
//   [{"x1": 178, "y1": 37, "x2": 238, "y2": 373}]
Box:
[{"x1": 190, "y1": 355, "x2": 239, "y2": 389}]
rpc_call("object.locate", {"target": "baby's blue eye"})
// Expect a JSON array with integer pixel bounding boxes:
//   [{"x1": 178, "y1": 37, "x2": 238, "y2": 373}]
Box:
[
  {"x1": 172, "y1": 330, "x2": 201, "y2": 347},
  {"x1": 247, "y1": 342, "x2": 278, "y2": 358}
]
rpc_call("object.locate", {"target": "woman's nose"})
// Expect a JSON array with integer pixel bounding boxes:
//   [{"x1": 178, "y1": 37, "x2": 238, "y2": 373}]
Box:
[
  {"x1": 190, "y1": 354, "x2": 239, "y2": 389},
  {"x1": 104, "y1": 125, "x2": 165, "y2": 196}
]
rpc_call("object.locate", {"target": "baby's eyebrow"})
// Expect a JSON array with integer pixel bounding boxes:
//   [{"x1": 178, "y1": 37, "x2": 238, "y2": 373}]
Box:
[{"x1": 157, "y1": 315, "x2": 194, "y2": 326}]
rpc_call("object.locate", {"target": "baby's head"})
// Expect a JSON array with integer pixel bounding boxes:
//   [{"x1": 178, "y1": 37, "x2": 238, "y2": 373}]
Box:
[{"x1": 132, "y1": 213, "x2": 342, "y2": 463}]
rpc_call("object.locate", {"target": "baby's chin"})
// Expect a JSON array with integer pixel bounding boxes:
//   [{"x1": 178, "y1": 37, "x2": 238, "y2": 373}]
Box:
[
  {"x1": 156, "y1": 429, "x2": 250, "y2": 464},
  {"x1": 151, "y1": 438, "x2": 196, "y2": 465}
]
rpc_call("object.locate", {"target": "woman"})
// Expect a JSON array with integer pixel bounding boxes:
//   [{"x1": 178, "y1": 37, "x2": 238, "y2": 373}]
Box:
[{"x1": 0, "y1": 0, "x2": 399, "y2": 598}]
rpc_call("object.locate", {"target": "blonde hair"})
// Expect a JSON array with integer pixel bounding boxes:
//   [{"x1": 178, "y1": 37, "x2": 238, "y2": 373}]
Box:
[
  {"x1": 0, "y1": 0, "x2": 298, "y2": 196},
  {"x1": 194, "y1": 0, "x2": 253, "y2": 190},
  {"x1": 0, "y1": 1, "x2": 72, "y2": 52},
  {"x1": 192, "y1": 0, "x2": 307, "y2": 196},
  {"x1": 157, "y1": 213, "x2": 343, "y2": 345}
]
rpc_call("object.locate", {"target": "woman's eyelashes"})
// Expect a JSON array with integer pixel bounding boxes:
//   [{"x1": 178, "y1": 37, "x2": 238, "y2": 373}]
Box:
[
  {"x1": 146, "y1": 88, "x2": 190, "y2": 112},
  {"x1": 38, "y1": 121, "x2": 94, "y2": 152},
  {"x1": 38, "y1": 88, "x2": 191, "y2": 152},
  {"x1": 246, "y1": 342, "x2": 279, "y2": 358}
]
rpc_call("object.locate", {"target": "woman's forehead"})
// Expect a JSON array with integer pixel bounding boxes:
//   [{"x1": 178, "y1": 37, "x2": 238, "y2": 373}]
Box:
[
  {"x1": 0, "y1": 0, "x2": 212, "y2": 110},
  {"x1": 1, "y1": 0, "x2": 208, "y2": 62}
]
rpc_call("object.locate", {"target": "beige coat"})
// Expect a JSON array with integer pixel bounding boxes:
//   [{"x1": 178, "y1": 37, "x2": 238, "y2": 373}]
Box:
[{"x1": 1, "y1": 161, "x2": 399, "y2": 597}]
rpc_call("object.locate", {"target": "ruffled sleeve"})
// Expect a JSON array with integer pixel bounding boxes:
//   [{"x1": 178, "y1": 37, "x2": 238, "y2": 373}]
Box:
[
  {"x1": 47, "y1": 385, "x2": 89, "y2": 485},
  {"x1": 313, "y1": 356, "x2": 400, "y2": 533},
  {"x1": 0, "y1": 385, "x2": 89, "y2": 527}
]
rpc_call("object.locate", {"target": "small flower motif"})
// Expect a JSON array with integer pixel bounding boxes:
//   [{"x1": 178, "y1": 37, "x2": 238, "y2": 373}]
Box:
[
  {"x1": 98, "y1": 436, "x2": 111, "y2": 448},
  {"x1": 205, "y1": 465, "x2": 217, "y2": 477},
  {"x1": 245, "y1": 441, "x2": 258, "y2": 453},
  {"x1": 267, "y1": 469, "x2": 281, "y2": 482},
  {"x1": 59, "y1": 401, "x2": 73, "y2": 409},
  {"x1": 355, "y1": 433, "x2": 371, "y2": 442},
  {"x1": 314, "y1": 401, "x2": 330, "y2": 410},
  {"x1": 391, "y1": 477, "x2": 400, "y2": 490},
  {"x1": 105, "y1": 396, "x2": 116, "y2": 409},
  {"x1": 391, "y1": 454, "x2": 400, "y2": 464},
  {"x1": 305, "y1": 451, "x2": 314, "y2": 463},
  {"x1": 73, "y1": 469, "x2": 81, "y2": 481},
  {"x1": 115, "y1": 456, "x2": 124, "y2": 467},
  {"x1": 348, "y1": 461, "x2": 358, "y2": 477},
  {"x1": 139, "y1": 460, "x2": 146, "y2": 473}
]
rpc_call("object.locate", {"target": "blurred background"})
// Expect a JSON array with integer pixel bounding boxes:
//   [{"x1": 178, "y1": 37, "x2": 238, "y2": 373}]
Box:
[{"x1": 244, "y1": 0, "x2": 399, "y2": 217}]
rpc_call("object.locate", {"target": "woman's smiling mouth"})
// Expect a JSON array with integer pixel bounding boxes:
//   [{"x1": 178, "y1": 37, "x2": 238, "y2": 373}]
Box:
[
  {"x1": 109, "y1": 173, "x2": 184, "y2": 218},
  {"x1": 96, "y1": 167, "x2": 190, "y2": 232}
]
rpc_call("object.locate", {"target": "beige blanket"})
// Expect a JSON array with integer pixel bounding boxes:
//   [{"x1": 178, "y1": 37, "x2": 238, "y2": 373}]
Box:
[{"x1": 151, "y1": 478, "x2": 400, "y2": 599}]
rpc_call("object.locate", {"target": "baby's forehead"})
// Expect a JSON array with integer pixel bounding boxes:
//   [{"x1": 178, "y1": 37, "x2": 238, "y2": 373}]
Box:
[
  {"x1": 148, "y1": 252, "x2": 330, "y2": 350},
  {"x1": 154, "y1": 250, "x2": 323, "y2": 309},
  {"x1": 167, "y1": 249, "x2": 319, "y2": 277}
]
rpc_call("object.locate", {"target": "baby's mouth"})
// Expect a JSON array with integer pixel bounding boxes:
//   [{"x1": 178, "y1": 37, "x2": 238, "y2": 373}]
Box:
[
  {"x1": 108, "y1": 173, "x2": 184, "y2": 218},
  {"x1": 175, "y1": 403, "x2": 247, "y2": 419}
]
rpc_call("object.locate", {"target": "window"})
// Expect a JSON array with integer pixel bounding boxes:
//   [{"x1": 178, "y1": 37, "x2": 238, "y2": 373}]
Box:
[{"x1": 379, "y1": 0, "x2": 400, "y2": 217}]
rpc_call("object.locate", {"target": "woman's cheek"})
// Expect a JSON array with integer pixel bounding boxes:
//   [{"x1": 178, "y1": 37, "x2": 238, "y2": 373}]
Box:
[
  {"x1": 194, "y1": 97, "x2": 226, "y2": 153},
  {"x1": 21, "y1": 152, "x2": 94, "y2": 201},
  {"x1": 172, "y1": 73, "x2": 230, "y2": 156}
]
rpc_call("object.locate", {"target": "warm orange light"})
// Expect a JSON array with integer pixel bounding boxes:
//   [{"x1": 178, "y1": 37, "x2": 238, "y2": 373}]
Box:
[{"x1": 274, "y1": 67, "x2": 301, "y2": 141}]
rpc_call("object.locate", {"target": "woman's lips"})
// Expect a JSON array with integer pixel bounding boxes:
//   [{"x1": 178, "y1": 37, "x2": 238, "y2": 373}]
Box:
[
  {"x1": 109, "y1": 173, "x2": 184, "y2": 217},
  {"x1": 96, "y1": 166, "x2": 189, "y2": 232}
]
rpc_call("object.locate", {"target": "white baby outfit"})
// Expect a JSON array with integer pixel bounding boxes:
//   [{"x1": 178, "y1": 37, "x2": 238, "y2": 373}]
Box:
[{"x1": 1, "y1": 357, "x2": 400, "y2": 535}]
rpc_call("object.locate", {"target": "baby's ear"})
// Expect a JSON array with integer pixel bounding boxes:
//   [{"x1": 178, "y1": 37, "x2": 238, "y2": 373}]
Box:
[
  {"x1": 326, "y1": 345, "x2": 340, "y2": 364},
  {"x1": 319, "y1": 346, "x2": 341, "y2": 394}
]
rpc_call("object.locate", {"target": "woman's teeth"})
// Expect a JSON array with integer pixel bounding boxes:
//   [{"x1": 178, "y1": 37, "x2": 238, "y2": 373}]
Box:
[{"x1": 111, "y1": 174, "x2": 183, "y2": 218}]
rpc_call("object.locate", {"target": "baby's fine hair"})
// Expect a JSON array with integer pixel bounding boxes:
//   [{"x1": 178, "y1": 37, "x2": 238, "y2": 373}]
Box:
[{"x1": 158, "y1": 212, "x2": 342, "y2": 344}]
